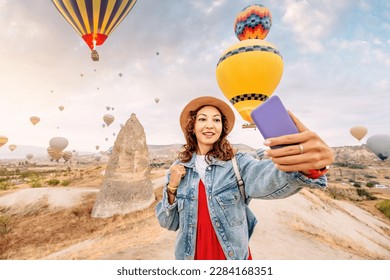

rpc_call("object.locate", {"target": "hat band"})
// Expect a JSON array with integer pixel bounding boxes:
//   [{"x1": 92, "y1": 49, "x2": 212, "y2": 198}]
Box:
[{"x1": 229, "y1": 93, "x2": 268, "y2": 105}]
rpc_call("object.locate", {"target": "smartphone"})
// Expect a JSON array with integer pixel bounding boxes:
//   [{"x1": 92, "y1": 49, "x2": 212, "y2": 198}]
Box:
[{"x1": 250, "y1": 95, "x2": 299, "y2": 149}]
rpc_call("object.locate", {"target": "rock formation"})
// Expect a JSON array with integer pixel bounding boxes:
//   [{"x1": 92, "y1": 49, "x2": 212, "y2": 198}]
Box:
[{"x1": 91, "y1": 113, "x2": 155, "y2": 218}]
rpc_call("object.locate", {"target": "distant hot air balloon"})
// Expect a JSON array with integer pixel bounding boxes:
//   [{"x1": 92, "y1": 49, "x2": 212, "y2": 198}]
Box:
[
  {"x1": 119, "y1": 73, "x2": 123, "y2": 77},
  {"x1": 102, "y1": 124, "x2": 106, "y2": 128},
  {"x1": 80, "y1": 73, "x2": 84, "y2": 77},
  {"x1": 366, "y1": 134, "x2": 390, "y2": 161},
  {"x1": 9, "y1": 144, "x2": 17, "y2": 151},
  {"x1": 26, "y1": 153, "x2": 34, "y2": 161},
  {"x1": 103, "y1": 114, "x2": 115, "y2": 126},
  {"x1": 30, "y1": 116, "x2": 40, "y2": 126},
  {"x1": 350, "y1": 126, "x2": 368, "y2": 141},
  {"x1": 96, "y1": 145, "x2": 100, "y2": 150},
  {"x1": 49, "y1": 136, "x2": 69, "y2": 152},
  {"x1": 51, "y1": 0, "x2": 138, "y2": 61},
  {"x1": 156, "y1": 51, "x2": 160, "y2": 56},
  {"x1": 216, "y1": 4, "x2": 283, "y2": 124},
  {"x1": 154, "y1": 97, "x2": 160, "y2": 104},
  {"x1": 62, "y1": 150, "x2": 73, "y2": 162},
  {"x1": 106, "y1": 106, "x2": 111, "y2": 111},
  {"x1": 58, "y1": 106, "x2": 64, "y2": 111},
  {"x1": 0, "y1": 136, "x2": 8, "y2": 148}
]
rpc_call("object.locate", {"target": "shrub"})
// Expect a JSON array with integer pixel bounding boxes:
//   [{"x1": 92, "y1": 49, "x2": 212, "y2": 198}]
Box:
[
  {"x1": 366, "y1": 180, "x2": 380, "y2": 188},
  {"x1": 46, "y1": 179, "x2": 60, "y2": 186},
  {"x1": 0, "y1": 215, "x2": 10, "y2": 235},
  {"x1": 353, "y1": 182, "x2": 361, "y2": 188},
  {"x1": 356, "y1": 188, "x2": 377, "y2": 200},
  {"x1": 377, "y1": 200, "x2": 390, "y2": 220},
  {"x1": 0, "y1": 181, "x2": 10, "y2": 191},
  {"x1": 61, "y1": 179, "x2": 71, "y2": 186},
  {"x1": 385, "y1": 176, "x2": 390, "y2": 180}
]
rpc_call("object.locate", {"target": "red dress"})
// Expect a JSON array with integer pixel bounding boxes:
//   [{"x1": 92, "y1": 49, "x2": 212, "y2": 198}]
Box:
[{"x1": 194, "y1": 180, "x2": 252, "y2": 260}]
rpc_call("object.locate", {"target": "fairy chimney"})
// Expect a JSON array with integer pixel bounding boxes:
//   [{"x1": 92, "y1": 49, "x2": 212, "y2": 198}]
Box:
[{"x1": 91, "y1": 113, "x2": 155, "y2": 218}]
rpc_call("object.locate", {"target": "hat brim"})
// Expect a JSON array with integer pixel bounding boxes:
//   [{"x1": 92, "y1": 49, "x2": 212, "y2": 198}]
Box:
[{"x1": 180, "y1": 96, "x2": 235, "y2": 135}]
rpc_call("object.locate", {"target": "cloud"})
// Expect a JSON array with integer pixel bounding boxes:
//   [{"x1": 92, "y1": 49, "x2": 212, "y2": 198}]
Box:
[{"x1": 281, "y1": 0, "x2": 351, "y2": 53}]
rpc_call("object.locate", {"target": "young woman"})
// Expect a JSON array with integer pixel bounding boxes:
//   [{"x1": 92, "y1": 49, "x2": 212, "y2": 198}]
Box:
[{"x1": 155, "y1": 96, "x2": 334, "y2": 260}]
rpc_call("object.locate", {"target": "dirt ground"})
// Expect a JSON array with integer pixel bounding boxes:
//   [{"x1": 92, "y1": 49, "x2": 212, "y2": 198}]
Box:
[{"x1": 0, "y1": 164, "x2": 389, "y2": 260}]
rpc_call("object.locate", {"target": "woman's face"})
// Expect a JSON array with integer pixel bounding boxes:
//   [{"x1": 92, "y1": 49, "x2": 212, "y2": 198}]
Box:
[{"x1": 194, "y1": 105, "x2": 223, "y2": 154}]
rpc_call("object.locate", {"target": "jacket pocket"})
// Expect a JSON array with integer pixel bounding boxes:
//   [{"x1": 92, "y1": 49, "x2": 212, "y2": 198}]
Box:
[{"x1": 215, "y1": 186, "x2": 245, "y2": 227}]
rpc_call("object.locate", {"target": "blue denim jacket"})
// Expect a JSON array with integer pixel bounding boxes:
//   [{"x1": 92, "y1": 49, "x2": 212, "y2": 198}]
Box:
[{"x1": 155, "y1": 150, "x2": 327, "y2": 260}]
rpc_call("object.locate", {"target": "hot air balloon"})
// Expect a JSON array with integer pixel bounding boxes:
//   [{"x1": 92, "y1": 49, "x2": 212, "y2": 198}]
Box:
[
  {"x1": 350, "y1": 126, "x2": 368, "y2": 141},
  {"x1": 154, "y1": 97, "x2": 160, "y2": 104},
  {"x1": 103, "y1": 114, "x2": 114, "y2": 126},
  {"x1": 106, "y1": 106, "x2": 111, "y2": 111},
  {"x1": 26, "y1": 153, "x2": 34, "y2": 161},
  {"x1": 49, "y1": 136, "x2": 69, "y2": 152},
  {"x1": 216, "y1": 4, "x2": 283, "y2": 124},
  {"x1": 0, "y1": 136, "x2": 8, "y2": 148},
  {"x1": 59, "y1": 105, "x2": 64, "y2": 111},
  {"x1": 234, "y1": 4, "x2": 272, "y2": 41},
  {"x1": 119, "y1": 73, "x2": 123, "y2": 77},
  {"x1": 9, "y1": 144, "x2": 17, "y2": 151},
  {"x1": 96, "y1": 145, "x2": 100, "y2": 150},
  {"x1": 62, "y1": 150, "x2": 73, "y2": 162},
  {"x1": 51, "y1": 0, "x2": 138, "y2": 61},
  {"x1": 366, "y1": 134, "x2": 390, "y2": 161},
  {"x1": 30, "y1": 116, "x2": 40, "y2": 126}
]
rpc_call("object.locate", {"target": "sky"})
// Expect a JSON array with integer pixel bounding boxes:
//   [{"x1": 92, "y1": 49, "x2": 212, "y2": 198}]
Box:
[{"x1": 1, "y1": 0, "x2": 390, "y2": 157}]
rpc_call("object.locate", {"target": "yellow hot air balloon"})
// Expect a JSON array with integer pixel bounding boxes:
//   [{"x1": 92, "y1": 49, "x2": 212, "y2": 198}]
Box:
[
  {"x1": 103, "y1": 114, "x2": 115, "y2": 126},
  {"x1": 216, "y1": 5, "x2": 283, "y2": 124},
  {"x1": 350, "y1": 126, "x2": 368, "y2": 141},
  {"x1": 59, "y1": 105, "x2": 64, "y2": 111},
  {"x1": 30, "y1": 116, "x2": 40, "y2": 126},
  {"x1": 0, "y1": 136, "x2": 8, "y2": 148},
  {"x1": 51, "y1": 0, "x2": 138, "y2": 61},
  {"x1": 9, "y1": 144, "x2": 17, "y2": 151}
]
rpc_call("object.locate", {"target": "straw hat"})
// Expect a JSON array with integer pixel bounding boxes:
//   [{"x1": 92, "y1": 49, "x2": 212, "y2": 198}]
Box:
[{"x1": 179, "y1": 96, "x2": 235, "y2": 134}]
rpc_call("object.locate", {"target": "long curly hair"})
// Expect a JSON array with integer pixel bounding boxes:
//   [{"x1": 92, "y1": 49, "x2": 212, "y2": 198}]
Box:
[{"x1": 178, "y1": 105, "x2": 234, "y2": 163}]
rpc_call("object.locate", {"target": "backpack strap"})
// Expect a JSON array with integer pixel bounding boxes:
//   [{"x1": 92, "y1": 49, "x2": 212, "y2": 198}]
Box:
[{"x1": 232, "y1": 155, "x2": 245, "y2": 202}]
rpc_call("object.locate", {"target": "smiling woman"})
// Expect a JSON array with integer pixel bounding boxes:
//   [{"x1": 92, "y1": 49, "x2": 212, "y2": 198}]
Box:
[{"x1": 155, "y1": 95, "x2": 334, "y2": 260}]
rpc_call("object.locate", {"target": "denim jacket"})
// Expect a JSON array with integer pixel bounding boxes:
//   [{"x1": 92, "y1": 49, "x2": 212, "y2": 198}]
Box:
[{"x1": 155, "y1": 150, "x2": 327, "y2": 260}]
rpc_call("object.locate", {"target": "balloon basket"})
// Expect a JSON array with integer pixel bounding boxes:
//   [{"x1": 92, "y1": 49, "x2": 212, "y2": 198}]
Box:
[
  {"x1": 242, "y1": 123, "x2": 257, "y2": 129},
  {"x1": 91, "y1": 50, "x2": 99, "y2": 61}
]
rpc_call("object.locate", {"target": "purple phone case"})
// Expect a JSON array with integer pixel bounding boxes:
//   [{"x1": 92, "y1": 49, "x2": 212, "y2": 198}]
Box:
[{"x1": 250, "y1": 95, "x2": 298, "y2": 148}]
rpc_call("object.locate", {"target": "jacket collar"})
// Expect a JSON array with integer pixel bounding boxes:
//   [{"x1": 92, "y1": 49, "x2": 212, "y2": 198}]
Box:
[{"x1": 181, "y1": 152, "x2": 226, "y2": 169}]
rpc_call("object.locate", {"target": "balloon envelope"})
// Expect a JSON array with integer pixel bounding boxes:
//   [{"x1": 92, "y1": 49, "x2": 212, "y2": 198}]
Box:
[
  {"x1": 49, "y1": 137, "x2": 69, "y2": 151},
  {"x1": 366, "y1": 134, "x2": 390, "y2": 161},
  {"x1": 103, "y1": 114, "x2": 115, "y2": 126},
  {"x1": 30, "y1": 116, "x2": 40, "y2": 125},
  {"x1": 51, "y1": 0, "x2": 138, "y2": 50},
  {"x1": 216, "y1": 39, "x2": 283, "y2": 123},
  {"x1": 26, "y1": 153, "x2": 34, "y2": 160},
  {"x1": 58, "y1": 106, "x2": 64, "y2": 111},
  {"x1": 9, "y1": 144, "x2": 17, "y2": 151},
  {"x1": 350, "y1": 126, "x2": 368, "y2": 141},
  {"x1": 0, "y1": 136, "x2": 8, "y2": 148},
  {"x1": 62, "y1": 150, "x2": 73, "y2": 162},
  {"x1": 234, "y1": 4, "x2": 272, "y2": 41}
]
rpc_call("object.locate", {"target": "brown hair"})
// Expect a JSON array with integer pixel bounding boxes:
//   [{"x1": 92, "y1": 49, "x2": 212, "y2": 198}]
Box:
[{"x1": 178, "y1": 105, "x2": 234, "y2": 163}]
